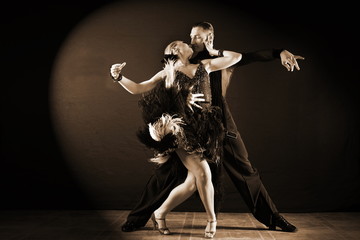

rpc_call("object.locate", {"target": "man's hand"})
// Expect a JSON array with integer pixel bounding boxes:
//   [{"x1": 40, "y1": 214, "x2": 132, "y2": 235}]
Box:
[
  {"x1": 110, "y1": 62, "x2": 126, "y2": 79},
  {"x1": 187, "y1": 92, "x2": 205, "y2": 112},
  {"x1": 280, "y1": 50, "x2": 305, "y2": 72}
]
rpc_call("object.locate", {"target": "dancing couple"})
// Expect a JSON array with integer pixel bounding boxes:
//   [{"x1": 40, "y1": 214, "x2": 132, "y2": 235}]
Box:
[{"x1": 110, "y1": 22, "x2": 304, "y2": 238}]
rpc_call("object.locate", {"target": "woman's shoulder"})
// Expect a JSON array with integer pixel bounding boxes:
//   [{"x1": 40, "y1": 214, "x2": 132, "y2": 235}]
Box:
[{"x1": 155, "y1": 69, "x2": 166, "y2": 78}]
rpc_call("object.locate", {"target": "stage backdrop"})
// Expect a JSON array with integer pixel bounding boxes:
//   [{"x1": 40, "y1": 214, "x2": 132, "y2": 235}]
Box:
[{"x1": 2, "y1": 0, "x2": 359, "y2": 212}]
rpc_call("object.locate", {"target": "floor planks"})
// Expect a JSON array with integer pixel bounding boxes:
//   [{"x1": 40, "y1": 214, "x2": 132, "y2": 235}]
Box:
[{"x1": 0, "y1": 210, "x2": 359, "y2": 240}]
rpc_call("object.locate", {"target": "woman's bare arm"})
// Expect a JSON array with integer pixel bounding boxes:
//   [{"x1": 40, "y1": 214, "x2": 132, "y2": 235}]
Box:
[{"x1": 110, "y1": 62, "x2": 165, "y2": 94}]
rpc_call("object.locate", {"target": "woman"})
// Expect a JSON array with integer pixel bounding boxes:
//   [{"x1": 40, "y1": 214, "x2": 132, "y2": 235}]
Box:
[{"x1": 110, "y1": 40, "x2": 241, "y2": 238}]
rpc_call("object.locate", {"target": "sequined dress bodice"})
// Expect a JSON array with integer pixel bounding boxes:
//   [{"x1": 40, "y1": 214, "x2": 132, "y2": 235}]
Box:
[
  {"x1": 137, "y1": 62, "x2": 224, "y2": 164},
  {"x1": 175, "y1": 63, "x2": 212, "y2": 108}
]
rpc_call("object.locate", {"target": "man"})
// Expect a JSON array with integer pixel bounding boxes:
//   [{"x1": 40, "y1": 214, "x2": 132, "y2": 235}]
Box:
[{"x1": 121, "y1": 21, "x2": 304, "y2": 232}]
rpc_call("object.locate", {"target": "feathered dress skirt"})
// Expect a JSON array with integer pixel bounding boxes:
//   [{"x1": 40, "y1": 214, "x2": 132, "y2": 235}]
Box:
[{"x1": 136, "y1": 81, "x2": 225, "y2": 164}]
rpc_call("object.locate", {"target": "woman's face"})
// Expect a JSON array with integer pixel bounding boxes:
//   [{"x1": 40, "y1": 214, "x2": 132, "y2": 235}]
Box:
[{"x1": 171, "y1": 41, "x2": 193, "y2": 58}]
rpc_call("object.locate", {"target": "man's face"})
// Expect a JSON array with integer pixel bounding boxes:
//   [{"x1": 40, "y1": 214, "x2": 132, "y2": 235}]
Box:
[{"x1": 190, "y1": 27, "x2": 212, "y2": 53}]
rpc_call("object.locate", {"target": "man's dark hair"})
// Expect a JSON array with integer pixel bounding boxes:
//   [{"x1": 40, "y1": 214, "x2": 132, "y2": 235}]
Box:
[{"x1": 192, "y1": 21, "x2": 214, "y2": 33}]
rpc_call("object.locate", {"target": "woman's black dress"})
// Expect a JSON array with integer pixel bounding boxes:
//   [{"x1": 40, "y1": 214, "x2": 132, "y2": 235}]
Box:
[{"x1": 137, "y1": 63, "x2": 225, "y2": 164}]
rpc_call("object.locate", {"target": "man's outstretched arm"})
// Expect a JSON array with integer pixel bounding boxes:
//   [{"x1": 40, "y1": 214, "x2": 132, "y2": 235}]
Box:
[{"x1": 237, "y1": 49, "x2": 304, "y2": 71}]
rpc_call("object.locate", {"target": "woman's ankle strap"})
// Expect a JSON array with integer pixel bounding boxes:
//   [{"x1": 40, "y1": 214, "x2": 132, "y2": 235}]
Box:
[{"x1": 207, "y1": 220, "x2": 217, "y2": 223}]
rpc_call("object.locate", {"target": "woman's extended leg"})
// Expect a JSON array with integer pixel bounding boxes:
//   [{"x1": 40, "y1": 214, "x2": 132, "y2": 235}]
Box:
[
  {"x1": 176, "y1": 149, "x2": 217, "y2": 237},
  {"x1": 152, "y1": 171, "x2": 197, "y2": 233},
  {"x1": 155, "y1": 171, "x2": 196, "y2": 218}
]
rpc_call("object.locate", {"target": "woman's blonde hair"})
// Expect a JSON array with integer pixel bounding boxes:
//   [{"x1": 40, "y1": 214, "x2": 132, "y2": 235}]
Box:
[{"x1": 164, "y1": 41, "x2": 180, "y2": 55}]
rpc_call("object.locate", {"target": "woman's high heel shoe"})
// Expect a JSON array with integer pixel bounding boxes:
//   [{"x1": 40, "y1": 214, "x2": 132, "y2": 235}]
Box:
[
  {"x1": 150, "y1": 213, "x2": 171, "y2": 235},
  {"x1": 205, "y1": 220, "x2": 217, "y2": 238}
]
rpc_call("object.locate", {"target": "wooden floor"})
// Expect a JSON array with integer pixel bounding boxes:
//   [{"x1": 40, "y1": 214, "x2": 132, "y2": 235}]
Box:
[{"x1": 0, "y1": 210, "x2": 359, "y2": 240}]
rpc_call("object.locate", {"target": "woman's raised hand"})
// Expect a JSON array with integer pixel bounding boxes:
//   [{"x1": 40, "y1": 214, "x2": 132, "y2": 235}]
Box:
[
  {"x1": 110, "y1": 62, "x2": 126, "y2": 80},
  {"x1": 204, "y1": 33, "x2": 214, "y2": 49},
  {"x1": 204, "y1": 34, "x2": 219, "y2": 57}
]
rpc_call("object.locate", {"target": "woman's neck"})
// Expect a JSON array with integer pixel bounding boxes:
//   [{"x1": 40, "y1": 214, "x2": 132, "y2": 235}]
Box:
[
  {"x1": 178, "y1": 57, "x2": 191, "y2": 67},
  {"x1": 174, "y1": 52, "x2": 191, "y2": 66}
]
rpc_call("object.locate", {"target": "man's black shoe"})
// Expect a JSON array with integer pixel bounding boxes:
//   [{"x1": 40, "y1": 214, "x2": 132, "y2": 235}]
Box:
[
  {"x1": 269, "y1": 213, "x2": 297, "y2": 232},
  {"x1": 121, "y1": 221, "x2": 139, "y2": 232}
]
